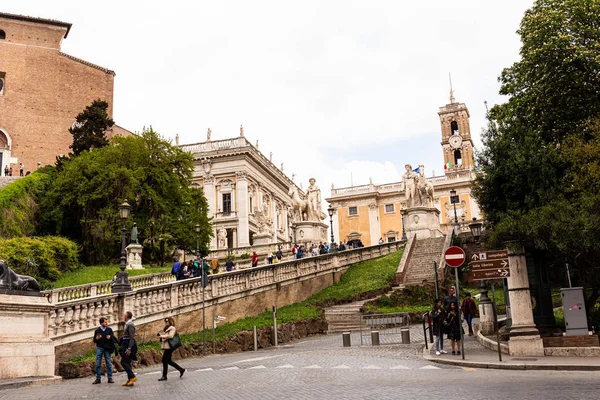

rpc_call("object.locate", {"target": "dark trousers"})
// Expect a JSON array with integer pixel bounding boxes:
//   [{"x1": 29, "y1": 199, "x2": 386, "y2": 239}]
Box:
[
  {"x1": 121, "y1": 353, "x2": 135, "y2": 379},
  {"x1": 162, "y1": 349, "x2": 183, "y2": 377},
  {"x1": 465, "y1": 313, "x2": 473, "y2": 333}
]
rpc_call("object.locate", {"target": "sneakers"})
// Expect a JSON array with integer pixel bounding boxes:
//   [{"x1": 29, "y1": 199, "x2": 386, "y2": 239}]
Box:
[
  {"x1": 435, "y1": 351, "x2": 440, "y2": 356},
  {"x1": 440, "y1": 350, "x2": 448, "y2": 354},
  {"x1": 92, "y1": 378, "x2": 101, "y2": 384}
]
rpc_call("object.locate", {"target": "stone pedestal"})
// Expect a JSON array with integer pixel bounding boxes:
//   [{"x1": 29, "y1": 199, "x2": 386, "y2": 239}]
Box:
[
  {"x1": 293, "y1": 221, "x2": 328, "y2": 246},
  {"x1": 478, "y1": 301, "x2": 495, "y2": 335},
  {"x1": 126, "y1": 243, "x2": 144, "y2": 269},
  {"x1": 252, "y1": 232, "x2": 272, "y2": 246},
  {"x1": 506, "y1": 243, "x2": 545, "y2": 357},
  {"x1": 404, "y1": 206, "x2": 444, "y2": 239},
  {"x1": 0, "y1": 294, "x2": 55, "y2": 379}
]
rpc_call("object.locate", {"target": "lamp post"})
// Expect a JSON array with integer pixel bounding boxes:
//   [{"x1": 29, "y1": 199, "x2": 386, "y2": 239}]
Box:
[
  {"x1": 327, "y1": 205, "x2": 336, "y2": 252},
  {"x1": 195, "y1": 223, "x2": 207, "y2": 356},
  {"x1": 469, "y1": 217, "x2": 489, "y2": 302},
  {"x1": 450, "y1": 189, "x2": 459, "y2": 228},
  {"x1": 112, "y1": 200, "x2": 132, "y2": 293},
  {"x1": 401, "y1": 209, "x2": 407, "y2": 241}
]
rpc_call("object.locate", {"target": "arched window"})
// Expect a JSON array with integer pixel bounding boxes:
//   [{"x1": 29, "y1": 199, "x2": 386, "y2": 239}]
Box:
[
  {"x1": 0, "y1": 130, "x2": 8, "y2": 149},
  {"x1": 450, "y1": 120, "x2": 459, "y2": 135},
  {"x1": 454, "y1": 149, "x2": 463, "y2": 166},
  {"x1": 0, "y1": 30, "x2": 5, "y2": 40}
]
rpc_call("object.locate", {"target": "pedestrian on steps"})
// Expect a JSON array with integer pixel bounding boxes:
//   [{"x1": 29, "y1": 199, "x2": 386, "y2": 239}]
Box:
[
  {"x1": 157, "y1": 317, "x2": 186, "y2": 381},
  {"x1": 431, "y1": 299, "x2": 447, "y2": 356}
]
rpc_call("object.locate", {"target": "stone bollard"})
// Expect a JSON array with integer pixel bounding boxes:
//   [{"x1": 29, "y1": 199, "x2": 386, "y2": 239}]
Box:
[
  {"x1": 342, "y1": 332, "x2": 351, "y2": 347},
  {"x1": 371, "y1": 331, "x2": 380, "y2": 346},
  {"x1": 478, "y1": 302, "x2": 495, "y2": 335},
  {"x1": 401, "y1": 328, "x2": 410, "y2": 344}
]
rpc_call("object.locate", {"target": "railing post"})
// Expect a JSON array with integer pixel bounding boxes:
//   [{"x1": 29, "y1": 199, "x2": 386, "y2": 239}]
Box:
[{"x1": 170, "y1": 283, "x2": 179, "y2": 308}]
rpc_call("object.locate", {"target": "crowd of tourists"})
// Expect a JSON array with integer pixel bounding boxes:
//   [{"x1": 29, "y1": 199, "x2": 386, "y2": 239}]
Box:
[{"x1": 431, "y1": 286, "x2": 478, "y2": 356}]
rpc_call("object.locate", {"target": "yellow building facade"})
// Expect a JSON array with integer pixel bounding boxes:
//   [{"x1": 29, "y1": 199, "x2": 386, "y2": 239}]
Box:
[{"x1": 326, "y1": 97, "x2": 481, "y2": 246}]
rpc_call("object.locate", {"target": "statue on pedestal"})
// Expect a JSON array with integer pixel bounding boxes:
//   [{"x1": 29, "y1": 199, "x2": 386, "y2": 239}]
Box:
[
  {"x1": 130, "y1": 223, "x2": 139, "y2": 245},
  {"x1": 403, "y1": 164, "x2": 419, "y2": 208},
  {"x1": 417, "y1": 165, "x2": 435, "y2": 207},
  {"x1": 0, "y1": 260, "x2": 41, "y2": 292},
  {"x1": 306, "y1": 178, "x2": 326, "y2": 221}
]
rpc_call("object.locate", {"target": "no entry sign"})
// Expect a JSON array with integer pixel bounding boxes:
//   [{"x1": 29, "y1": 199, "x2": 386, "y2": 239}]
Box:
[{"x1": 444, "y1": 246, "x2": 466, "y2": 268}]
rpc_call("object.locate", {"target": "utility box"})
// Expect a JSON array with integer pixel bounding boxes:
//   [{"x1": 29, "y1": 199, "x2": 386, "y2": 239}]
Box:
[{"x1": 561, "y1": 287, "x2": 588, "y2": 336}]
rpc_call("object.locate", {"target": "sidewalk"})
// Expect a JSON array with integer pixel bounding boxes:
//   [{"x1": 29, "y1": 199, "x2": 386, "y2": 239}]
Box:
[
  {"x1": 423, "y1": 330, "x2": 600, "y2": 371},
  {"x1": 0, "y1": 376, "x2": 61, "y2": 391}
]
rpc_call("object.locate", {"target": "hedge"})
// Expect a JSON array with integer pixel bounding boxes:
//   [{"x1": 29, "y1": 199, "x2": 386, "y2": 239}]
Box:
[{"x1": 0, "y1": 236, "x2": 80, "y2": 289}]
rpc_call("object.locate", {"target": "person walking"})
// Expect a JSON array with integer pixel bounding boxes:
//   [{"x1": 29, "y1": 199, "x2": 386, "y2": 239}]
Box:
[
  {"x1": 92, "y1": 317, "x2": 117, "y2": 384},
  {"x1": 3, "y1": 165, "x2": 7, "y2": 176},
  {"x1": 225, "y1": 257, "x2": 235, "y2": 272},
  {"x1": 210, "y1": 257, "x2": 220, "y2": 274},
  {"x1": 119, "y1": 311, "x2": 138, "y2": 386},
  {"x1": 157, "y1": 317, "x2": 186, "y2": 381},
  {"x1": 8, "y1": 166, "x2": 12, "y2": 176},
  {"x1": 446, "y1": 302, "x2": 462, "y2": 355},
  {"x1": 251, "y1": 251, "x2": 259, "y2": 268},
  {"x1": 443, "y1": 286, "x2": 459, "y2": 311},
  {"x1": 275, "y1": 248, "x2": 283, "y2": 262},
  {"x1": 19, "y1": 163, "x2": 24, "y2": 176},
  {"x1": 267, "y1": 251, "x2": 273, "y2": 265},
  {"x1": 461, "y1": 292, "x2": 478, "y2": 336},
  {"x1": 431, "y1": 299, "x2": 447, "y2": 356}
]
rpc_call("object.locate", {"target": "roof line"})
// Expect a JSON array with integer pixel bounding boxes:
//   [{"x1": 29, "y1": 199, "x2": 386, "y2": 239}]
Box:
[
  {"x1": 0, "y1": 12, "x2": 72, "y2": 38},
  {"x1": 59, "y1": 52, "x2": 115, "y2": 75}
]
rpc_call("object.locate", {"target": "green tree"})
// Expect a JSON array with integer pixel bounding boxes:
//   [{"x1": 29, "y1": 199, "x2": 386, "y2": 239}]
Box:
[
  {"x1": 39, "y1": 128, "x2": 212, "y2": 264},
  {"x1": 69, "y1": 100, "x2": 114, "y2": 156},
  {"x1": 473, "y1": 0, "x2": 600, "y2": 310}
]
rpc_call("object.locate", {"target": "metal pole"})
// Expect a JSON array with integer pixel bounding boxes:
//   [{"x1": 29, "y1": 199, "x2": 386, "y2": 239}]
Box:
[
  {"x1": 253, "y1": 326, "x2": 258, "y2": 351},
  {"x1": 272, "y1": 305, "x2": 278, "y2": 347},
  {"x1": 433, "y1": 262, "x2": 439, "y2": 299},
  {"x1": 455, "y1": 267, "x2": 465, "y2": 359},
  {"x1": 566, "y1": 263, "x2": 572, "y2": 288},
  {"x1": 491, "y1": 281, "x2": 502, "y2": 362},
  {"x1": 213, "y1": 319, "x2": 216, "y2": 355},
  {"x1": 202, "y1": 261, "x2": 206, "y2": 356},
  {"x1": 453, "y1": 203, "x2": 458, "y2": 225}
]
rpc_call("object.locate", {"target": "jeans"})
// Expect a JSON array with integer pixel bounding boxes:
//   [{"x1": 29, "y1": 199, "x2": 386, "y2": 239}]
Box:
[
  {"x1": 465, "y1": 314, "x2": 473, "y2": 333},
  {"x1": 434, "y1": 326, "x2": 444, "y2": 352},
  {"x1": 162, "y1": 349, "x2": 183, "y2": 377},
  {"x1": 95, "y1": 347, "x2": 113, "y2": 379}
]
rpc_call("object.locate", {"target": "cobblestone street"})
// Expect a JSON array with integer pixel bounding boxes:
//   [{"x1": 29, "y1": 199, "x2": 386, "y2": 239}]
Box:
[{"x1": 3, "y1": 332, "x2": 600, "y2": 400}]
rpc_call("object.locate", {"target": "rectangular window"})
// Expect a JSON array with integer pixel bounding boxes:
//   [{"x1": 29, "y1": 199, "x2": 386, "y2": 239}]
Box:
[
  {"x1": 222, "y1": 193, "x2": 232, "y2": 214},
  {"x1": 348, "y1": 206, "x2": 358, "y2": 216},
  {"x1": 385, "y1": 204, "x2": 395, "y2": 213},
  {"x1": 387, "y1": 237, "x2": 396, "y2": 243}
]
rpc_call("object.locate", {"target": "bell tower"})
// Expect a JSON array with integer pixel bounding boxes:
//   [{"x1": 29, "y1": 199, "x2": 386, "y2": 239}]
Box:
[{"x1": 438, "y1": 88, "x2": 475, "y2": 172}]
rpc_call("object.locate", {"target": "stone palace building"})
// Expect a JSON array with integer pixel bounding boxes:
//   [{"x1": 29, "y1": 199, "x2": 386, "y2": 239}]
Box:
[
  {"x1": 0, "y1": 12, "x2": 129, "y2": 173},
  {"x1": 179, "y1": 127, "x2": 314, "y2": 252},
  {"x1": 326, "y1": 95, "x2": 482, "y2": 246}
]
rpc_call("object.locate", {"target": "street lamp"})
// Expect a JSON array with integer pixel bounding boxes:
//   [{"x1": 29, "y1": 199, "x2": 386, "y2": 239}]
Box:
[
  {"x1": 195, "y1": 224, "x2": 201, "y2": 256},
  {"x1": 401, "y1": 209, "x2": 407, "y2": 241},
  {"x1": 327, "y1": 205, "x2": 336, "y2": 252},
  {"x1": 450, "y1": 189, "x2": 459, "y2": 227},
  {"x1": 112, "y1": 200, "x2": 132, "y2": 293},
  {"x1": 469, "y1": 217, "x2": 490, "y2": 303}
]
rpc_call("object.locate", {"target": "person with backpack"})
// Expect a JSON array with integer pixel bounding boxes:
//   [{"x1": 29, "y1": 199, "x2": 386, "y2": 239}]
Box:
[
  {"x1": 225, "y1": 258, "x2": 235, "y2": 272},
  {"x1": 171, "y1": 259, "x2": 182, "y2": 279},
  {"x1": 157, "y1": 317, "x2": 185, "y2": 381},
  {"x1": 92, "y1": 317, "x2": 117, "y2": 384}
]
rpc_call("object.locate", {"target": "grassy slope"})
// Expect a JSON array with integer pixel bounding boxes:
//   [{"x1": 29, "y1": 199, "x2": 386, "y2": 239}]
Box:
[{"x1": 68, "y1": 249, "x2": 403, "y2": 362}]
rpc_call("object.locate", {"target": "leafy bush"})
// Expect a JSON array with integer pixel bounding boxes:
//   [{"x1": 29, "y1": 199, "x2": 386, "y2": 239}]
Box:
[
  {"x1": 0, "y1": 171, "x2": 52, "y2": 238},
  {"x1": 239, "y1": 253, "x2": 251, "y2": 259},
  {"x1": 0, "y1": 236, "x2": 80, "y2": 289}
]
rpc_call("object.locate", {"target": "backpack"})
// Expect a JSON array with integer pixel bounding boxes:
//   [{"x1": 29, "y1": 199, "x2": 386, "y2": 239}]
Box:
[{"x1": 171, "y1": 261, "x2": 181, "y2": 275}]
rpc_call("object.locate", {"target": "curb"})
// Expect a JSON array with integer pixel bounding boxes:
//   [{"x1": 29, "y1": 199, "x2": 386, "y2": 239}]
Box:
[
  {"x1": 422, "y1": 347, "x2": 600, "y2": 371},
  {"x1": 0, "y1": 376, "x2": 62, "y2": 391}
]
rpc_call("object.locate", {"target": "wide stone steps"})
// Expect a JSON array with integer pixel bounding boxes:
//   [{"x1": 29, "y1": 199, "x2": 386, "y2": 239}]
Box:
[{"x1": 403, "y1": 236, "x2": 446, "y2": 286}]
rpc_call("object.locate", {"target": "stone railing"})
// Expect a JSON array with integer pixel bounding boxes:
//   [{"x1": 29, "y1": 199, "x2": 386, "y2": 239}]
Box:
[
  {"x1": 330, "y1": 182, "x2": 403, "y2": 197},
  {"x1": 45, "y1": 241, "x2": 404, "y2": 346},
  {"x1": 179, "y1": 137, "x2": 248, "y2": 154}
]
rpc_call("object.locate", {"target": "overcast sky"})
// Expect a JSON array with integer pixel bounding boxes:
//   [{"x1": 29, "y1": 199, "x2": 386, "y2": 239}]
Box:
[{"x1": 8, "y1": 1, "x2": 533, "y2": 197}]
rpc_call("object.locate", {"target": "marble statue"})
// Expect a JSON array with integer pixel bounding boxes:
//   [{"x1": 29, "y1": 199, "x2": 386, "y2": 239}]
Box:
[
  {"x1": 306, "y1": 178, "x2": 322, "y2": 221},
  {"x1": 207, "y1": 128, "x2": 212, "y2": 141},
  {"x1": 0, "y1": 260, "x2": 41, "y2": 292},
  {"x1": 217, "y1": 228, "x2": 227, "y2": 249},
  {"x1": 255, "y1": 205, "x2": 269, "y2": 233},
  {"x1": 288, "y1": 185, "x2": 309, "y2": 222},
  {"x1": 403, "y1": 164, "x2": 419, "y2": 208},
  {"x1": 130, "y1": 223, "x2": 139, "y2": 245},
  {"x1": 417, "y1": 165, "x2": 435, "y2": 207},
  {"x1": 240, "y1": 124, "x2": 244, "y2": 136}
]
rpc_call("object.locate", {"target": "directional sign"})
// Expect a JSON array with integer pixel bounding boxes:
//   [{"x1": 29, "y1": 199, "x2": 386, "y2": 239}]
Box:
[
  {"x1": 444, "y1": 246, "x2": 466, "y2": 268},
  {"x1": 471, "y1": 249, "x2": 510, "y2": 279}
]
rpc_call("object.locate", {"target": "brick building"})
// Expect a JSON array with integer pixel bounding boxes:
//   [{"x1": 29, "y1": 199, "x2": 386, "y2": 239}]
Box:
[{"x1": 0, "y1": 12, "x2": 128, "y2": 174}]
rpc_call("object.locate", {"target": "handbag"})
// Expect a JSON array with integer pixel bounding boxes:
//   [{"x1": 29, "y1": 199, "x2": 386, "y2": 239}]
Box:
[{"x1": 168, "y1": 332, "x2": 182, "y2": 350}]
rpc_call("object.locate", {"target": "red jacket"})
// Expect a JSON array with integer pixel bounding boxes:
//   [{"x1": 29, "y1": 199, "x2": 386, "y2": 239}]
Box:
[
  {"x1": 251, "y1": 253, "x2": 259, "y2": 264},
  {"x1": 461, "y1": 298, "x2": 477, "y2": 316}
]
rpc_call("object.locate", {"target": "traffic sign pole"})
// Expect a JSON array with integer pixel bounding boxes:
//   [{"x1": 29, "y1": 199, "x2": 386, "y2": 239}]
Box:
[{"x1": 455, "y1": 266, "x2": 465, "y2": 360}]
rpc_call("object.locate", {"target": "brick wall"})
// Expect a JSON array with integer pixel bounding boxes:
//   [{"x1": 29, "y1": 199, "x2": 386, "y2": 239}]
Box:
[
  {"x1": 0, "y1": 15, "x2": 115, "y2": 172},
  {"x1": 542, "y1": 335, "x2": 599, "y2": 348}
]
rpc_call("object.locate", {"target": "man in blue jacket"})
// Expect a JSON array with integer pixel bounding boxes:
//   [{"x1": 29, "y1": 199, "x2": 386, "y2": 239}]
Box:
[{"x1": 92, "y1": 317, "x2": 117, "y2": 384}]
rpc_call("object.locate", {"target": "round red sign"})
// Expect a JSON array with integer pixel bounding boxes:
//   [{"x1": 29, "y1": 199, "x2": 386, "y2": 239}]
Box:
[{"x1": 444, "y1": 246, "x2": 466, "y2": 268}]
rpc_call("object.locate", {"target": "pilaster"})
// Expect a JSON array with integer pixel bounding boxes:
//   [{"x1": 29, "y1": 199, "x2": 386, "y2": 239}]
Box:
[{"x1": 236, "y1": 171, "x2": 250, "y2": 247}]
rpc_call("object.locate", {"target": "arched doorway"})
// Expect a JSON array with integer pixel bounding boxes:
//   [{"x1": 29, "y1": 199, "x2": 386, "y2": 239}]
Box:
[{"x1": 0, "y1": 129, "x2": 11, "y2": 175}]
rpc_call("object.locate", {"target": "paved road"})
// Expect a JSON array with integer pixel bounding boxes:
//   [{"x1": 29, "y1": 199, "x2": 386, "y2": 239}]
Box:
[{"x1": 3, "y1": 333, "x2": 600, "y2": 400}]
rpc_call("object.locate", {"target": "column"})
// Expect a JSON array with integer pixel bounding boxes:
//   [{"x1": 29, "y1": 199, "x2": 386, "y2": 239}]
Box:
[
  {"x1": 204, "y1": 175, "x2": 217, "y2": 250},
  {"x1": 272, "y1": 199, "x2": 277, "y2": 243},
  {"x1": 232, "y1": 228, "x2": 238, "y2": 248},
  {"x1": 236, "y1": 171, "x2": 250, "y2": 247},
  {"x1": 368, "y1": 204, "x2": 381, "y2": 246},
  {"x1": 506, "y1": 242, "x2": 544, "y2": 356}
]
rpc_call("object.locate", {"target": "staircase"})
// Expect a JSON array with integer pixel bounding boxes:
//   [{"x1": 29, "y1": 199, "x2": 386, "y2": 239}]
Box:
[
  {"x1": 324, "y1": 302, "x2": 365, "y2": 333},
  {"x1": 401, "y1": 236, "x2": 446, "y2": 286},
  {"x1": 0, "y1": 176, "x2": 21, "y2": 189}
]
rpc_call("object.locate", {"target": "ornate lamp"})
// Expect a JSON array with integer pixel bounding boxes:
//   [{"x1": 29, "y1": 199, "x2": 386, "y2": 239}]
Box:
[
  {"x1": 327, "y1": 205, "x2": 336, "y2": 252},
  {"x1": 112, "y1": 200, "x2": 132, "y2": 293}
]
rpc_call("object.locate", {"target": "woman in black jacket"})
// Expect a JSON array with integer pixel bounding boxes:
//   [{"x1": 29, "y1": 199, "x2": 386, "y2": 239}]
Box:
[{"x1": 431, "y1": 299, "x2": 447, "y2": 356}]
